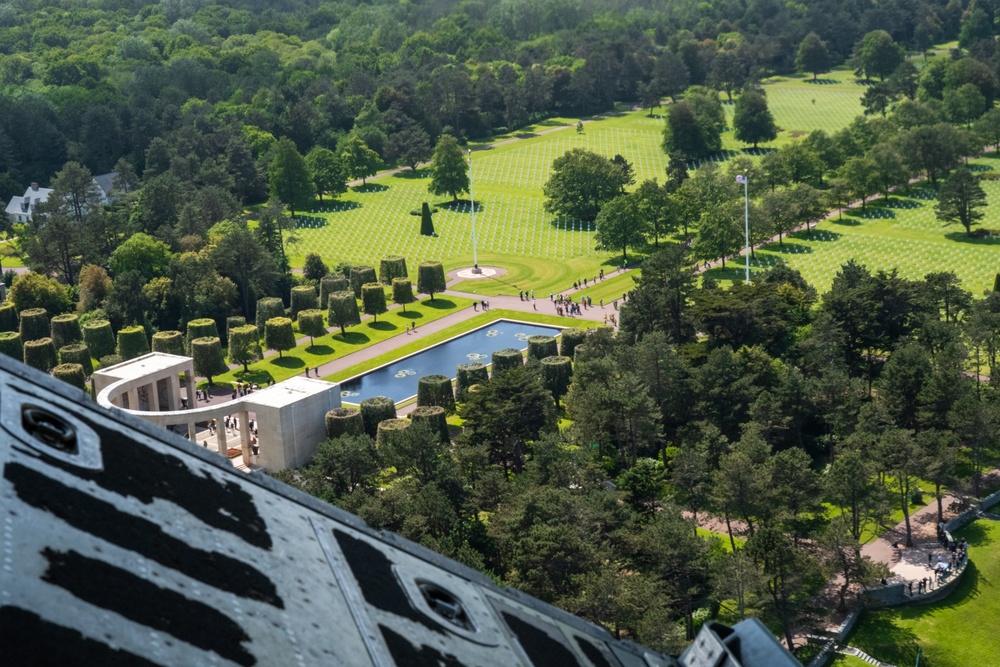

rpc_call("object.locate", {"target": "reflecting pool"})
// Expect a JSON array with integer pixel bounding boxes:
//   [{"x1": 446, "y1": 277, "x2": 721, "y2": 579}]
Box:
[{"x1": 339, "y1": 319, "x2": 562, "y2": 404}]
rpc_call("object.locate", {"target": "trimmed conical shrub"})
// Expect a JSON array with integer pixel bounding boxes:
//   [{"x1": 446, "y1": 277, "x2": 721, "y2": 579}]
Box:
[
  {"x1": 416, "y1": 374, "x2": 455, "y2": 413},
  {"x1": 409, "y1": 405, "x2": 449, "y2": 443},
  {"x1": 455, "y1": 362, "x2": 489, "y2": 402},
  {"x1": 491, "y1": 348, "x2": 523, "y2": 376},
  {"x1": 226, "y1": 316, "x2": 246, "y2": 338},
  {"x1": 325, "y1": 407, "x2": 365, "y2": 439},
  {"x1": 0, "y1": 331, "x2": 22, "y2": 360},
  {"x1": 376, "y1": 418, "x2": 411, "y2": 456},
  {"x1": 50, "y1": 313, "x2": 82, "y2": 349},
  {"x1": 379, "y1": 255, "x2": 408, "y2": 284},
  {"x1": 327, "y1": 291, "x2": 361, "y2": 335},
  {"x1": 19, "y1": 308, "x2": 49, "y2": 342},
  {"x1": 23, "y1": 337, "x2": 56, "y2": 373},
  {"x1": 349, "y1": 266, "x2": 377, "y2": 298},
  {"x1": 59, "y1": 343, "x2": 93, "y2": 377},
  {"x1": 290, "y1": 285, "x2": 318, "y2": 319},
  {"x1": 116, "y1": 325, "x2": 149, "y2": 360},
  {"x1": 0, "y1": 301, "x2": 17, "y2": 332},
  {"x1": 559, "y1": 327, "x2": 587, "y2": 359},
  {"x1": 151, "y1": 330, "x2": 185, "y2": 355},
  {"x1": 82, "y1": 320, "x2": 115, "y2": 360},
  {"x1": 186, "y1": 318, "x2": 218, "y2": 351},
  {"x1": 527, "y1": 335, "x2": 558, "y2": 361},
  {"x1": 420, "y1": 202, "x2": 434, "y2": 236},
  {"x1": 256, "y1": 297, "x2": 284, "y2": 334},
  {"x1": 320, "y1": 274, "x2": 348, "y2": 307},
  {"x1": 191, "y1": 336, "x2": 228, "y2": 384},
  {"x1": 541, "y1": 356, "x2": 573, "y2": 406},
  {"x1": 360, "y1": 396, "x2": 396, "y2": 438},
  {"x1": 52, "y1": 363, "x2": 86, "y2": 392}
]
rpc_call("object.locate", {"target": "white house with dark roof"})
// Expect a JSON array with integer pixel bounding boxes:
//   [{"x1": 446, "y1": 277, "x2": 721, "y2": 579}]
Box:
[{"x1": 5, "y1": 171, "x2": 118, "y2": 224}]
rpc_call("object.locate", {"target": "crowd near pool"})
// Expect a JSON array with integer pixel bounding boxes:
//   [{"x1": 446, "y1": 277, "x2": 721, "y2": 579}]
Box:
[{"x1": 338, "y1": 320, "x2": 562, "y2": 404}]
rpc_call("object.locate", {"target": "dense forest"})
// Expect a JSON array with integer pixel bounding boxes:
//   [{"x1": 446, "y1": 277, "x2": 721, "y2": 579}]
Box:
[{"x1": 5, "y1": 0, "x2": 1000, "y2": 658}]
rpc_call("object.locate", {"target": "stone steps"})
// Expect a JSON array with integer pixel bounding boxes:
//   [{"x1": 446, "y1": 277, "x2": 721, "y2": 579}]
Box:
[{"x1": 838, "y1": 645, "x2": 897, "y2": 667}]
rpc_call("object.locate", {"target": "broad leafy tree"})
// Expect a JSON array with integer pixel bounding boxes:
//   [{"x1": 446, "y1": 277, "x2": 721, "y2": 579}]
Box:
[
  {"x1": 428, "y1": 134, "x2": 469, "y2": 202},
  {"x1": 269, "y1": 138, "x2": 315, "y2": 217},
  {"x1": 594, "y1": 194, "x2": 645, "y2": 263},
  {"x1": 851, "y1": 30, "x2": 905, "y2": 82},
  {"x1": 543, "y1": 148, "x2": 628, "y2": 222},
  {"x1": 305, "y1": 146, "x2": 346, "y2": 201},
  {"x1": 340, "y1": 134, "x2": 381, "y2": 186},
  {"x1": 936, "y1": 167, "x2": 987, "y2": 236},
  {"x1": 796, "y1": 33, "x2": 830, "y2": 80},
  {"x1": 732, "y1": 90, "x2": 777, "y2": 149}
]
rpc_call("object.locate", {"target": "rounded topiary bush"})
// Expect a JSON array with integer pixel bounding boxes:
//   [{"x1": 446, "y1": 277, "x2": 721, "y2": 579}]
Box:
[
  {"x1": 290, "y1": 285, "x2": 318, "y2": 319},
  {"x1": 391, "y1": 277, "x2": 415, "y2": 312},
  {"x1": 52, "y1": 363, "x2": 86, "y2": 391},
  {"x1": 375, "y1": 418, "x2": 411, "y2": 455},
  {"x1": 191, "y1": 336, "x2": 228, "y2": 384},
  {"x1": 361, "y1": 283, "x2": 387, "y2": 322},
  {"x1": 226, "y1": 316, "x2": 246, "y2": 338},
  {"x1": 297, "y1": 309, "x2": 326, "y2": 345},
  {"x1": 417, "y1": 374, "x2": 455, "y2": 413},
  {"x1": 541, "y1": 355, "x2": 573, "y2": 406},
  {"x1": 256, "y1": 296, "x2": 285, "y2": 334},
  {"x1": 19, "y1": 308, "x2": 49, "y2": 342},
  {"x1": 0, "y1": 301, "x2": 18, "y2": 332},
  {"x1": 264, "y1": 317, "x2": 296, "y2": 358},
  {"x1": 98, "y1": 354, "x2": 123, "y2": 369},
  {"x1": 416, "y1": 261, "x2": 446, "y2": 300},
  {"x1": 325, "y1": 407, "x2": 365, "y2": 439},
  {"x1": 379, "y1": 255, "x2": 408, "y2": 284},
  {"x1": 0, "y1": 331, "x2": 22, "y2": 360},
  {"x1": 455, "y1": 362, "x2": 489, "y2": 402},
  {"x1": 491, "y1": 348, "x2": 523, "y2": 376},
  {"x1": 59, "y1": 343, "x2": 93, "y2": 377},
  {"x1": 23, "y1": 337, "x2": 57, "y2": 373},
  {"x1": 50, "y1": 313, "x2": 82, "y2": 349},
  {"x1": 360, "y1": 396, "x2": 397, "y2": 438},
  {"x1": 82, "y1": 320, "x2": 115, "y2": 360},
  {"x1": 327, "y1": 291, "x2": 361, "y2": 334},
  {"x1": 409, "y1": 405, "x2": 449, "y2": 443},
  {"x1": 527, "y1": 335, "x2": 558, "y2": 361},
  {"x1": 228, "y1": 324, "x2": 262, "y2": 371},
  {"x1": 320, "y1": 274, "x2": 348, "y2": 306},
  {"x1": 349, "y1": 265, "x2": 377, "y2": 298},
  {"x1": 186, "y1": 318, "x2": 218, "y2": 349},
  {"x1": 151, "y1": 330, "x2": 185, "y2": 356},
  {"x1": 116, "y1": 325, "x2": 149, "y2": 360},
  {"x1": 559, "y1": 327, "x2": 588, "y2": 359}
]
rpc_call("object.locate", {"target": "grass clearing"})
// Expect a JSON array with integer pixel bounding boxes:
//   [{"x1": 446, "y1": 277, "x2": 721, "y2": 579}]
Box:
[{"x1": 843, "y1": 519, "x2": 1000, "y2": 667}]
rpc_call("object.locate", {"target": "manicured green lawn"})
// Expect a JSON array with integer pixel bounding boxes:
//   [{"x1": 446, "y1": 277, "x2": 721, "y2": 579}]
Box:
[
  {"x1": 213, "y1": 295, "x2": 474, "y2": 386},
  {"x1": 287, "y1": 66, "x2": 998, "y2": 304},
  {"x1": 829, "y1": 653, "x2": 874, "y2": 667},
  {"x1": 843, "y1": 519, "x2": 1000, "y2": 667}
]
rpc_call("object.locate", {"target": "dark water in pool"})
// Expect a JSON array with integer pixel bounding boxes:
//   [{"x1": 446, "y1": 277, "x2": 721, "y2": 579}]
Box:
[{"x1": 339, "y1": 320, "x2": 561, "y2": 404}]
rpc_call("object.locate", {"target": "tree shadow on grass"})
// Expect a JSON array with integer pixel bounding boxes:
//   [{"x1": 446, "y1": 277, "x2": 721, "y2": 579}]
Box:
[
  {"x1": 848, "y1": 610, "x2": 921, "y2": 666},
  {"x1": 741, "y1": 146, "x2": 778, "y2": 155},
  {"x1": 791, "y1": 229, "x2": 841, "y2": 242},
  {"x1": 774, "y1": 241, "x2": 814, "y2": 255},
  {"x1": 396, "y1": 169, "x2": 429, "y2": 179},
  {"x1": 804, "y1": 78, "x2": 839, "y2": 85},
  {"x1": 831, "y1": 215, "x2": 863, "y2": 226},
  {"x1": 334, "y1": 331, "x2": 370, "y2": 346},
  {"x1": 317, "y1": 200, "x2": 361, "y2": 213},
  {"x1": 367, "y1": 321, "x2": 398, "y2": 331},
  {"x1": 883, "y1": 197, "x2": 922, "y2": 209},
  {"x1": 550, "y1": 217, "x2": 595, "y2": 231},
  {"x1": 956, "y1": 520, "x2": 990, "y2": 547},
  {"x1": 397, "y1": 311, "x2": 424, "y2": 320},
  {"x1": 234, "y1": 369, "x2": 274, "y2": 385},
  {"x1": 437, "y1": 199, "x2": 483, "y2": 212},
  {"x1": 305, "y1": 344, "x2": 334, "y2": 356},
  {"x1": 270, "y1": 356, "x2": 305, "y2": 370},
  {"x1": 353, "y1": 183, "x2": 389, "y2": 193},
  {"x1": 944, "y1": 231, "x2": 1000, "y2": 245},
  {"x1": 422, "y1": 298, "x2": 456, "y2": 309},
  {"x1": 856, "y1": 206, "x2": 896, "y2": 220}
]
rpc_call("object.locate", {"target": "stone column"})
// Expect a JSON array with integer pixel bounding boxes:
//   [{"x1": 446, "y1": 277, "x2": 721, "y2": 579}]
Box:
[
  {"x1": 150, "y1": 380, "x2": 160, "y2": 412},
  {"x1": 186, "y1": 421, "x2": 196, "y2": 442},
  {"x1": 217, "y1": 415, "x2": 228, "y2": 454},
  {"x1": 239, "y1": 410, "x2": 251, "y2": 462},
  {"x1": 127, "y1": 387, "x2": 139, "y2": 411},
  {"x1": 166, "y1": 375, "x2": 178, "y2": 411},
  {"x1": 184, "y1": 370, "x2": 196, "y2": 407}
]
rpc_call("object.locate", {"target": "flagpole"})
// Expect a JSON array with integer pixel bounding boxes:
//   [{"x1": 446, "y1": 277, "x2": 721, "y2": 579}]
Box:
[
  {"x1": 743, "y1": 171, "x2": 750, "y2": 284},
  {"x1": 469, "y1": 149, "x2": 480, "y2": 274}
]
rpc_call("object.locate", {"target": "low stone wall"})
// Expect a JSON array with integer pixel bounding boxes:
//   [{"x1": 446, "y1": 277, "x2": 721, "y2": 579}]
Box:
[{"x1": 944, "y1": 488, "x2": 1000, "y2": 533}]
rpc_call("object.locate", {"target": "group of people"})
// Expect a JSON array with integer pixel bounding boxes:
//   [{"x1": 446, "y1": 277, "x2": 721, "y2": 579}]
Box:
[
  {"x1": 472, "y1": 300, "x2": 491, "y2": 312},
  {"x1": 230, "y1": 382, "x2": 257, "y2": 400}
]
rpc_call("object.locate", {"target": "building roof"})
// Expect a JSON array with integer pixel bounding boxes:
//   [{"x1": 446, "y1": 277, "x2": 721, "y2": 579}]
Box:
[
  {"x1": 5, "y1": 184, "x2": 53, "y2": 218},
  {"x1": 248, "y1": 376, "x2": 339, "y2": 409},
  {"x1": 93, "y1": 171, "x2": 117, "y2": 198},
  {"x1": 94, "y1": 352, "x2": 194, "y2": 382}
]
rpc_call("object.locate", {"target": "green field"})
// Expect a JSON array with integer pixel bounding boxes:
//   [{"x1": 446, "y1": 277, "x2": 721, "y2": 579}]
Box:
[
  {"x1": 842, "y1": 520, "x2": 1000, "y2": 667},
  {"x1": 286, "y1": 67, "x2": 999, "y2": 300}
]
